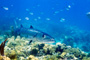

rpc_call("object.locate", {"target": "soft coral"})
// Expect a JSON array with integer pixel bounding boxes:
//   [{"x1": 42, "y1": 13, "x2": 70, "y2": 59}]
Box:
[{"x1": 0, "y1": 38, "x2": 8, "y2": 56}]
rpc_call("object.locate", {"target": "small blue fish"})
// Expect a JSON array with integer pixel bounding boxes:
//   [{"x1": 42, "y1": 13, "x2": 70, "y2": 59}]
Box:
[
  {"x1": 1, "y1": 7, "x2": 9, "y2": 10},
  {"x1": 87, "y1": 12, "x2": 90, "y2": 19}
]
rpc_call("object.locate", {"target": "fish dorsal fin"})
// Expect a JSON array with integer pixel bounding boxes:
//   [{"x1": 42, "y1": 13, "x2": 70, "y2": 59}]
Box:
[
  {"x1": 30, "y1": 25, "x2": 33, "y2": 29},
  {"x1": 20, "y1": 24, "x2": 23, "y2": 28}
]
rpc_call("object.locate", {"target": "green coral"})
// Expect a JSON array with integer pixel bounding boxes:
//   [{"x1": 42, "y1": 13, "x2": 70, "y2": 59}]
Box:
[
  {"x1": 64, "y1": 48, "x2": 81, "y2": 57},
  {"x1": 82, "y1": 57, "x2": 90, "y2": 60}
]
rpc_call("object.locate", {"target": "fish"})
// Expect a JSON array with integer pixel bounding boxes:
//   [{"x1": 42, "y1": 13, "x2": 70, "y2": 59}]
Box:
[
  {"x1": 1, "y1": 6, "x2": 9, "y2": 10},
  {"x1": 13, "y1": 25, "x2": 55, "y2": 43},
  {"x1": 86, "y1": 12, "x2": 90, "y2": 19},
  {"x1": 28, "y1": 40, "x2": 33, "y2": 45},
  {"x1": 60, "y1": 18, "x2": 65, "y2": 22}
]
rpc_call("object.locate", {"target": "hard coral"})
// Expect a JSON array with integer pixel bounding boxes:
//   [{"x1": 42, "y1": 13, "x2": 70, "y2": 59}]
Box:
[
  {"x1": 3, "y1": 36, "x2": 89, "y2": 60},
  {"x1": 30, "y1": 48, "x2": 38, "y2": 56},
  {"x1": 82, "y1": 57, "x2": 90, "y2": 60},
  {"x1": 0, "y1": 55, "x2": 10, "y2": 60},
  {"x1": 43, "y1": 55, "x2": 58, "y2": 60},
  {"x1": 27, "y1": 55, "x2": 38, "y2": 60},
  {"x1": 5, "y1": 50, "x2": 17, "y2": 60},
  {"x1": 60, "y1": 52, "x2": 67, "y2": 58}
]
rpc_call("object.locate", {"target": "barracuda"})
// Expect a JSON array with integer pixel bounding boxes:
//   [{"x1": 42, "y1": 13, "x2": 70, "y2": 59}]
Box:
[{"x1": 14, "y1": 25, "x2": 55, "y2": 43}]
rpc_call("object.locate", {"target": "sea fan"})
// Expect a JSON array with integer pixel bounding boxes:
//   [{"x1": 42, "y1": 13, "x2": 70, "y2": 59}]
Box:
[{"x1": 0, "y1": 38, "x2": 8, "y2": 56}]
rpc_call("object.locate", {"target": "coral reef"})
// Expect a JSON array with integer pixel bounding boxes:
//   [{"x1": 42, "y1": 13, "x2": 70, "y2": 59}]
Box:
[
  {"x1": 1, "y1": 36, "x2": 89, "y2": 60},
  {"x1": 59, "y1": 26, "x2": 90, "y2": 53},
  {"x1": 27, "y1": 55, "x2": 38, "y2": 60},
  {"x1": 0, "y1": 55, "x2": 10, "y2": 60}
]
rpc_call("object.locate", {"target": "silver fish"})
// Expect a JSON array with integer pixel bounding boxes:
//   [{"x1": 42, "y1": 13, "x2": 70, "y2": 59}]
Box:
[
  {"x1": 87, "y1": 12, "x2": 90, "y2": 19},
  {"x1": 14, "y1": 25, "x2": 55, "y2": 43}
]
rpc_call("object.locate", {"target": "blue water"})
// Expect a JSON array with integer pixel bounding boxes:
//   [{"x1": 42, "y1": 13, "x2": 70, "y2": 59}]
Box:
[{"x1": 0, "y1": 0, "x2": 90, "y2": 52}]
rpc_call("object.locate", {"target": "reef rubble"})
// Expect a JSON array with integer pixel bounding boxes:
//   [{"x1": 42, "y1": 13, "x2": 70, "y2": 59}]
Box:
[{"x1": 0, "y1": 36, "x2": 90, "y2": 60}]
